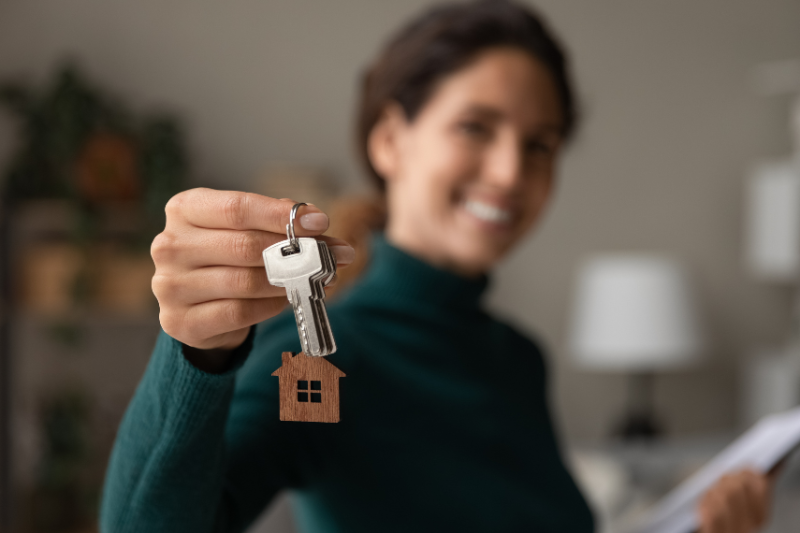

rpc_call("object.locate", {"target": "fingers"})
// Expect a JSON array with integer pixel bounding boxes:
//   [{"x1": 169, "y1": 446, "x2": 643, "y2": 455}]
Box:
[
  {"x1": 153, "y1": 267, "x2": 285, "y2": 304},
  {"x1": 699, "y1": 484, "x2": 734, "y2": 533},
  {"x1": 178, "y1": 297, "x2": 289, "y2": 346},
  {"x1": 153, "y1": 228, "x2": 355, "y2": 269},
  {"x1": 739, "y1": 471, "x2": 768, "y2": 529},
  {"x1": 721, "y1": 475, "x2": 750, "y2": 533},
  {"x1": 327, "y1": 241, "x2": 356, "y2": 265},
  {"x1": 156, "y1": 228, "x2": 289, "y2": 268},
  {"x1": 698, "y1": 470, "x2": 773, "y2": 533},
  {"x1": 167, "y1": 188, "x2": 329, "y2": 234}
]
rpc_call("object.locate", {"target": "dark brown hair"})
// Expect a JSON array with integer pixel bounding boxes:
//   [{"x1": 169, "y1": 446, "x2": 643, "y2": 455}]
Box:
[{"x1": 356, "y1": 0, "x2": 578, "y2": 190}]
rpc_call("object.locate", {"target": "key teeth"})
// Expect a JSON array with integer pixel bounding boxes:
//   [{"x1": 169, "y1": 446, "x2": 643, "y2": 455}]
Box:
[
  {"x1": 290, "y1": 289, "x2": 311, "y2": 354},
  {"x1": 291, "y1": 284, "x2": 334, "y2": 357}
]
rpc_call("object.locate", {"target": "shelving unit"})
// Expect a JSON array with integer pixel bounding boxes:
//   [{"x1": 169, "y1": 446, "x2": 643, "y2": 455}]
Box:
[
  {"x1": 1, "y1": 199, "x2": 159, "y2": 532},
  {"x1": 1, "y1": 197, "x2": 13, "y2": 533}
]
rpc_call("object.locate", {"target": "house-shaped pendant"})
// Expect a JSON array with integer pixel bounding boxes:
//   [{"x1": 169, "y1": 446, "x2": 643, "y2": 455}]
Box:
[{"x1": 271, "y1": 351, "x2": 346, "y2": 423}]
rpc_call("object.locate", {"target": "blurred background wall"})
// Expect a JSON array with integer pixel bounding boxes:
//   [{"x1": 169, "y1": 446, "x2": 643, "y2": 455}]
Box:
[{"x1": 0, "y1": 0, "x2": 799, "y2": 530}]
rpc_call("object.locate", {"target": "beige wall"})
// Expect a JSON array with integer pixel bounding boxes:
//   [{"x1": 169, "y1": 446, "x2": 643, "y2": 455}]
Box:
[{"x1": 1, "y1": 0, "x2": 799, "y2": 444}]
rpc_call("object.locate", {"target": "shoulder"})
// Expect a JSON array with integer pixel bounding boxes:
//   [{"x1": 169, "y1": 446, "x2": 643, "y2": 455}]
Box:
[
  {"x1": 486, "y1": 311, "x2": 548, "y2": 355},
  {"x1": 483, "y1": 311, "x2": 551, "y2": 378}
]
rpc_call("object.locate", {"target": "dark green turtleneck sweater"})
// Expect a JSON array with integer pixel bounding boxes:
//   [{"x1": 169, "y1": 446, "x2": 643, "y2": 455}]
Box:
[{"x1": 100, "y1": 235, "x2": 594, "y2": 533}]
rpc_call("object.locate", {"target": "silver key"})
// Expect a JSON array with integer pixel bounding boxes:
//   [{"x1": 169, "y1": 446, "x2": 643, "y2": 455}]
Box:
[
  {"x1": 307, "y1": 240, "x2": 337, "y2": 351},
  {"x1": 262, "y1": 204, "x2": 337, "y2": 356}
]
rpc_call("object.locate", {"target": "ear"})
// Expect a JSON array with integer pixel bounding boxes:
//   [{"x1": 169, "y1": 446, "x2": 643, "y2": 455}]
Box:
[{"x1": 367, "y1": 102, "x2": 408, "y2": 183}]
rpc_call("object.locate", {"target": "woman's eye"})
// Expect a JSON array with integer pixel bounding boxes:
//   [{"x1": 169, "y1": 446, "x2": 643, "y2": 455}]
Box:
[
  {"x1": 458, "y1": 121, "x2": 490, "y2": 138},
  {"x1": 525, "y1": 140, "x2": 554, "y2": 156}
]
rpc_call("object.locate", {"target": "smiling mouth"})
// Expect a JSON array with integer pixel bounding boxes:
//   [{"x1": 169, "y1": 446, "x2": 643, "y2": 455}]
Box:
[{"x1": 463, "y1": 199, "x2": 513, "y2": 225}]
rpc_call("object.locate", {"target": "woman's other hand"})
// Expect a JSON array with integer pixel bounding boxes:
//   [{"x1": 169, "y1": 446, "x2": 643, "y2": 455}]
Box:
[
  {"x1": 151, "y1": 188, "x2": 354, "y2": 368},
  {"x1": 697, "y1": 469, "x2": 777, "y2": 533}
]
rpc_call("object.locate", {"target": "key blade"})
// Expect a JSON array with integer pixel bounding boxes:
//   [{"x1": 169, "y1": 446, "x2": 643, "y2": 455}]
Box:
[
  {"x1": 288, "y1": 286, "x2": 324, "y2": 356},
  {"x1": 286, "y1": 280, "x2": 335, "y2": 356}
]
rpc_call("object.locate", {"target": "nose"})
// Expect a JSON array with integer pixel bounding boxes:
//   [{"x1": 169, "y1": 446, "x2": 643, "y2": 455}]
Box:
[{"x1": 483, "y1": 132, "x2": 524, "y2": 191}]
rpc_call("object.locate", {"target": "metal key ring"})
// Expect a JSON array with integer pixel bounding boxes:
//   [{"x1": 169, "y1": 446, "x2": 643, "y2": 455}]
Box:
[{"x1": 286, "y1": 202, "x2": 307, "y2": 252}]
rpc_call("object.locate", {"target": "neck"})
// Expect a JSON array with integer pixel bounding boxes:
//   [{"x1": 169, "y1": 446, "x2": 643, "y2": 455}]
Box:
[{"x1": 384, "y1": 222, "x2": 486, "y2": 280}]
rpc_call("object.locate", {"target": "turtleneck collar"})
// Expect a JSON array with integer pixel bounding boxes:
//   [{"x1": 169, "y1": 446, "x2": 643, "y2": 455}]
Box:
[{"x1": 354, "y1": 233, "x2": 490, "y2": 309}]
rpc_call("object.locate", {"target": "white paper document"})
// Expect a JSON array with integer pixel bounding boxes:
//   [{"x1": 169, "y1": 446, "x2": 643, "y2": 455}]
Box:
[{"x1": 632, "y1": 406, "x2": 800, "y2": 533}]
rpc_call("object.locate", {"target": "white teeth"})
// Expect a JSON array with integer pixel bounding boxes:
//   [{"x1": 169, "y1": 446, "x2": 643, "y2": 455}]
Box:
[{"x1": 464, "y1": 200, "x2": 512, "y2": 224}]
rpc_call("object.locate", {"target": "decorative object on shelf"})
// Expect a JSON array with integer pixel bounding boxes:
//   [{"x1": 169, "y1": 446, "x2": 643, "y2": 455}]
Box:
[
  {"x1": 569, "y1": 254, "x2": 704, "y2": 440},
  {"x1": 90, "y1": 244, "x2": 156, "y2": 314},
  {"x1": 17, "y1": 243, "x2": 84, "y2": 316},
  {"x1": 0, "y1": 63, "x2": 188, "y2": 317},
  {"x1": 0, "y1": 63, "x2": 187, "y2": 236},
  {"x1": 75, "y1": 132, "x2": 141, "y2": 205}
]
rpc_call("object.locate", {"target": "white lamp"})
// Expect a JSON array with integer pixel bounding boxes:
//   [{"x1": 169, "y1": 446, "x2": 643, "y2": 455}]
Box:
[{"x1": 569, "y1": 254, "x2": 704, "y2": 439}]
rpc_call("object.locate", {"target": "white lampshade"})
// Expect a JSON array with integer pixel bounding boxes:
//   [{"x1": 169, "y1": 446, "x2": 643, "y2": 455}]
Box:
[{"x1": 569, "y1": 255, "x2": 704, "y2": 371}]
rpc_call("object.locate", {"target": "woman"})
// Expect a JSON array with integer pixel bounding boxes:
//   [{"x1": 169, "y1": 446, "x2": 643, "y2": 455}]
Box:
[{"x1": 101, "y1": 2, "x2": 776, "y2": 532}]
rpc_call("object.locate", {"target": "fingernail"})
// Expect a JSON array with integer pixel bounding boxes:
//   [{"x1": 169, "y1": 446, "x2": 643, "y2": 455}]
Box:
[
  {"x1": 299, "y1": 212, "x2": 329, "y2": 231},
  {"x1": 330, "y1": 245, "x2": 355, "y2": 266}
]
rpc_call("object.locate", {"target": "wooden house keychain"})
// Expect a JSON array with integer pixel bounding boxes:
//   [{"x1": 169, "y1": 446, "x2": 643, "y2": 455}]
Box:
[{"x1": 263, "y1": 203, "x2": 345, "y2": 423}]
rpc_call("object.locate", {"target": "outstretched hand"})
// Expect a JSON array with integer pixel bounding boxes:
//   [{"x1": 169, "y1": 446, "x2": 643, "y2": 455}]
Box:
[
  {"x1": 151, "y1": 188, "x2": 355, "y2": 357},
  {"x1": 697, "y1": 468, "x2": 779, "y2": 533}
]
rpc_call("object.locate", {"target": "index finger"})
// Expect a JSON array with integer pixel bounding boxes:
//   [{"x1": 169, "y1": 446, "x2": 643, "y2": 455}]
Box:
[{"x1": 168, "y1": 188, "x2": 329, "y2": 235}]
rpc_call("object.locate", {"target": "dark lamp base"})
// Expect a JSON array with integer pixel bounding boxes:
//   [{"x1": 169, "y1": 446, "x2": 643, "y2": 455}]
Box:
[
  {"x1": 614, "y1": 412, "x2": 662, "y2": 441},
  {"x1": 613, "y1": 371, "x2": 664, "y2": 441}
]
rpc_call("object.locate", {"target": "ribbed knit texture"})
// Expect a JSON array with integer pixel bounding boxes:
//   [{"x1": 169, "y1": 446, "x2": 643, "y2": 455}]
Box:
[{"x1": 100, "y1": 234, "x2": 594, "y2": 533}]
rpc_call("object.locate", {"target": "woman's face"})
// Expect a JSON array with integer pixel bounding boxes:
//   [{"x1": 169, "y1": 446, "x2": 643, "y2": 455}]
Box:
[{"x1": 371, "y1": 47, "x2": 565, "y2": 276}]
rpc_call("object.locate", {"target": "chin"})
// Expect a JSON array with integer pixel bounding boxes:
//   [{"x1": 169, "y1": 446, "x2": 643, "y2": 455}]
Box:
[
  {"x1": 449, "y1": 237, "x2": 508, "y2": 275},
  {"x1": 450, "y1": 219, "x2": 520, "y2": 271}
]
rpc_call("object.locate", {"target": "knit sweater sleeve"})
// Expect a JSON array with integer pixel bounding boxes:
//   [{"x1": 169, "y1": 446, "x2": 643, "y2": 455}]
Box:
[{"x1": 100, "y1": 315, "x2": 303, "y2": 533}]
